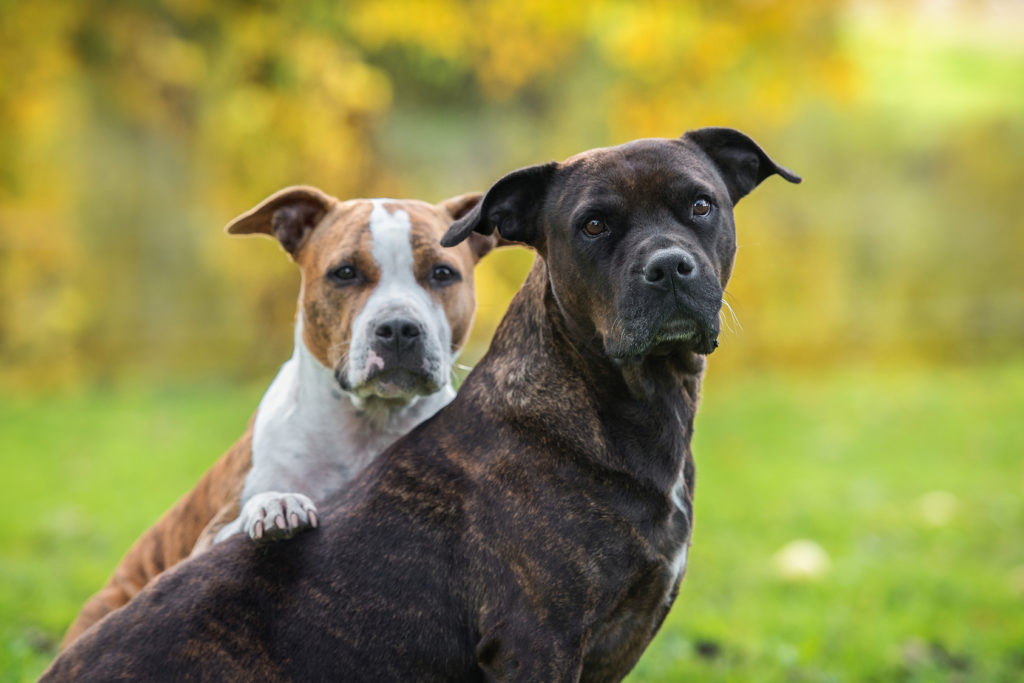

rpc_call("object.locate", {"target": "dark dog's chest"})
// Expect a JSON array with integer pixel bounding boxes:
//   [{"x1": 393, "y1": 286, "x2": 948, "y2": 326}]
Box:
[
  {"x1": 557, "y1": 450, "x2": 692, "y2": 679},
  {"x1": 583, "y1": 489, "x2": 692, "y2": 680}
]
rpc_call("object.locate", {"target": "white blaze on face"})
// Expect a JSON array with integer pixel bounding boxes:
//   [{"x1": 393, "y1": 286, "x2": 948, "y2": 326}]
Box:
[{"x1": 346, "y1": 200, "x2": 452, "y2": 397}]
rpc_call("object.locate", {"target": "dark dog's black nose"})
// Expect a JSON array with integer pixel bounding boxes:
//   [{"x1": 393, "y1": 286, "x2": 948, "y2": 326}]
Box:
[
  {"x1": 643, "y1": 248, "x2": 698, "y2": 289},
  {"x1": 374, "y1": 318, "x2": 423, "y2": 354}
]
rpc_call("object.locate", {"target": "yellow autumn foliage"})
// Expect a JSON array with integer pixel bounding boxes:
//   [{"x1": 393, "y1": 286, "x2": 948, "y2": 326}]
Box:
[{"x1": 0, "y1": 0, "x2": 1020, "y2": 390}]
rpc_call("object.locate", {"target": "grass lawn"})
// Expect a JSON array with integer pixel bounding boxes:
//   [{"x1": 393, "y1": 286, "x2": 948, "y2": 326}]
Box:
[{"x1": 2, "y1": 362, "x2": 1022, "y2": 681}]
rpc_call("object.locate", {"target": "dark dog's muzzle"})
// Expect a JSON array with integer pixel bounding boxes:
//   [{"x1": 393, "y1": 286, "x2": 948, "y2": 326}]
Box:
[{"x1": 615, "y1": 246, "x2": 723, "y2": 358}]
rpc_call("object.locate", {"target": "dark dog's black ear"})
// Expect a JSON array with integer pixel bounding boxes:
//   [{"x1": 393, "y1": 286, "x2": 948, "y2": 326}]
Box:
[
  {"x1": 225, "y1": 185, "x2": 336, "y2": 256},
  {"x1": 683, "y1": 127, "x2": 801, "y2": 204},
  {"x1": 441, "y1": 162, "x2": 557, "y2": 249}
]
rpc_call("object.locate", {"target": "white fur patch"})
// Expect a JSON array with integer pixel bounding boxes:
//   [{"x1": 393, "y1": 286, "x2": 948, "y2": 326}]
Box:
[
  {"x1": 346, "y1": 200, "x2": 453, "y2": 396},
  {"x1": 666, "y1": 466, "x2": 691, "y2": 601},
  {"x1": 216, "y1": 318, "x2": 456, "y2": 544}
]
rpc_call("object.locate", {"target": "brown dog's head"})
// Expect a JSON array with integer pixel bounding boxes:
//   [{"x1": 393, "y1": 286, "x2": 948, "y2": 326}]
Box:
[
  {"x1": 227, "y1": 187, "x2": 494, "y2": 405},
  {"x1": 442, "y1": 127, "x2": 800, "y2": 362}
]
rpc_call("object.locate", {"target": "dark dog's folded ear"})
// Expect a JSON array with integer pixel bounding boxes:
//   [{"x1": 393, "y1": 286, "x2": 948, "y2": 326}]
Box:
[
  {"x1": 225, "y1": 185, "x2": 336, "y2": 256},
  {"x1": 682, "y1": 127, "x2": 801, "y2": 204},
  {"x1": 441, "y1": 163, "x2": 557, "y2": 250}
]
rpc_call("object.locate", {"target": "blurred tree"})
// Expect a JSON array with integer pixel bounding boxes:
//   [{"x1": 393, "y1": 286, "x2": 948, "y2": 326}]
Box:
[
  {"x1": 0, "y1": 0, "x2": 391, "y2": 387},
  {"x1": 1, "y1": 0, "x2": 1020, "y2": 390}
]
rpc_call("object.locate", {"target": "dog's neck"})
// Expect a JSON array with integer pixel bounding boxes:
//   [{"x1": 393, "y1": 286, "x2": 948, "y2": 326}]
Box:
[
  {"x1": 465, "y1": 258, "x2": 701, "y2": 490},
  {"x1": 249, "y1": 316, "x2": 455, "y2": 493}
]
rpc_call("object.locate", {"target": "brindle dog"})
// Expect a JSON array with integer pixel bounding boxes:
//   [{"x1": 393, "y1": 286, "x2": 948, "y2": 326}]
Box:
[{"x1": 43, "y1": 127, "x2": 799, "y2": 682}]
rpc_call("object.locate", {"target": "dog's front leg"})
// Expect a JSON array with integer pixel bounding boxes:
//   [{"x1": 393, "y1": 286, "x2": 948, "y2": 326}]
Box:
[
  {"x1": 476, "y1": 620, "x2": 586, "y2": 683},
  {"x1": 213, "y1": 490, "x2": 319, "y2": 543}
]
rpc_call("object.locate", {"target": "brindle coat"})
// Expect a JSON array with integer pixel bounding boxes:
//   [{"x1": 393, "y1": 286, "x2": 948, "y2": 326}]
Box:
[{"x1": 43, "y1": 127, "x2": 798, "y2": 682}]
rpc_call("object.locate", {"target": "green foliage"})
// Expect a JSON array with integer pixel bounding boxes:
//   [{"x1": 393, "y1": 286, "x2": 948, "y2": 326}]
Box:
[{"x1": 2, "y1": 364, "x2": 1022, "y2": 681}]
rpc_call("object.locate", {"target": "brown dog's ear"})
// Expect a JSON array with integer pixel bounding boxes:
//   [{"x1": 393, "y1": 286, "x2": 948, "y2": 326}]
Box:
[
  {"x1": 441, "y1": 162, "x2": 557, "y2": 251},
  {"x1": 225, "y1": 185, "x2": 336, "y2": 256},
  {"x1": 438, "y1": 191, "x2": 484, "y2": 221},
  {"x1": 682, "y1": 127, "x2": 801, "y2": 204},
  {"x1": 437, "y1": 191, "x2": 497, "y2": 263}
]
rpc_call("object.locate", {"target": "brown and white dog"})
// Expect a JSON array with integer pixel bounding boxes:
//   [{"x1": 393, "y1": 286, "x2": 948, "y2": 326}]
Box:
[{"x1": 59, "y1": 186, "x2": 494, "y2": 647}]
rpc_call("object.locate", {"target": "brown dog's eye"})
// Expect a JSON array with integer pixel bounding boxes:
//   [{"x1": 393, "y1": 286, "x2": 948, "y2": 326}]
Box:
[
  {"x1": 431, "y1": 264, "x2": 459, "y2": 284},
  {"x1": 693, "y1": 198, "x2": 712, "y2": 216},
  {"x1": 329, "y1": 264, "x2": 358, "y2": 284},
  {"x1": 582, "y1": 218, "x2": 607, "y2": 236}
]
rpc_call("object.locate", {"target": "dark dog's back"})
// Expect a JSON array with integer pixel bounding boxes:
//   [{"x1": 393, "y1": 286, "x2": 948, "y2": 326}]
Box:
[{"x1": 47, "y1": 434, "x2": 484, "y2": 681}]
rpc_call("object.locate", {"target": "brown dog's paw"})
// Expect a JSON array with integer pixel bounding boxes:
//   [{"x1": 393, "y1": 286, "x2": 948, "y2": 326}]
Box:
[{"x1": 237, "y1": 491, "x2": 319, "y2": 543}]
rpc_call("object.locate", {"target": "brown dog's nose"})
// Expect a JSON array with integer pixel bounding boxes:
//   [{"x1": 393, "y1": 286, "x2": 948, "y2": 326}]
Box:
[
  {"x1": 374, "y1": 318, "x2": 423, "y2": 354},
  {"x1": 643, "y1": 248, "x2": 698, "y2": 289}
]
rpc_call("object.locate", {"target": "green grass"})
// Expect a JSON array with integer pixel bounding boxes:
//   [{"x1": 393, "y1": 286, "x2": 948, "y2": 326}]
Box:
[
  {"x1": 630, "y1": 362, "x2": 1024, "y2": 682},
  {"x1": 3, "y1": 363, "x2": 1023, "y2": 681},
  {"x1": 0, "y1": 381, "x2": 267, "y2": 681}
]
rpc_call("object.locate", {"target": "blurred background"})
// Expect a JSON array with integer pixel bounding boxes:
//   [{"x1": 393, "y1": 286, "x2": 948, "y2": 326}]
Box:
[{"x1": 1, "y1": 0, "x2": 1021, "y2": 680}]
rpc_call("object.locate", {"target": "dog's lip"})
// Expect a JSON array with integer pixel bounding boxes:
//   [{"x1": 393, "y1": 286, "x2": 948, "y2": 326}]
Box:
[
  {"x1": 356, "y1": 367, "x2": 439, "y2": 398},
  {"x1": 333, "y1": 365, "x2": 436, "y2": 396},
  {"x1": 608, "y1": 312, "x2": 719, "y2": 362},
  {"x1": 366, "y1": 366, "x2": 424, "y2": 383},
  {"x1": 652, "y1": 316, "x2": 701, "y2": 343},
  {"x1": 333, "y1": 367, "x2": 353, "y2": 392},
  {"x1": 653, "y1": 313, "x2": 719, "y2": 355}
]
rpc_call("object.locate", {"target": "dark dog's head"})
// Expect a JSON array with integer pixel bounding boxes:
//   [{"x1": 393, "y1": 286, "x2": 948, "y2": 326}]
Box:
[{"x1": 442, "y1": 127, "x2": 800, "y2": 361}]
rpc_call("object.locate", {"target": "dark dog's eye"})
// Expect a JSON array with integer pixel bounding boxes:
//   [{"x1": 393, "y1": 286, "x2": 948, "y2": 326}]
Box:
[
  {"x1": 329, "y1": 265, "x2": 358, "y2": 283},
  {"x1": 431, "y1": 264, "x2": 460, "y2": 284},
  {"x1": 693, "y1": 198, "x2": 712, "y2": 217},
  {"x1": 582, "y1": 218, "x2": 607, "y2": 237}
]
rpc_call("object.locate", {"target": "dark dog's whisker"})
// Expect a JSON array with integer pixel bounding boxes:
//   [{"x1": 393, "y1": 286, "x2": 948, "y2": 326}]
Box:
[
  {"x1": 720, "y1": 298, "x2": 742, "y2": 333},
  {"x1": 718, "y1": 310, "x2": 730, "y2": 334}
]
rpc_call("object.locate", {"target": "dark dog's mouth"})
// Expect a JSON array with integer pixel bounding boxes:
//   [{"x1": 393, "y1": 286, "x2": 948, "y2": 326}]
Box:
[
  {"x1": 608, "y1": 310, "x2": 720, "y2": 363},
  {"x1": 651, "y1": 318, "x2": 717, "y2": 354}
]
